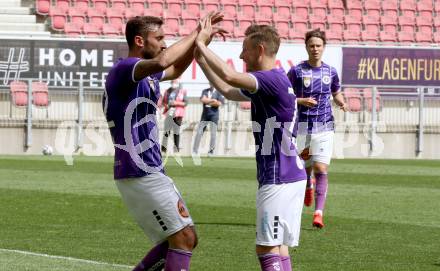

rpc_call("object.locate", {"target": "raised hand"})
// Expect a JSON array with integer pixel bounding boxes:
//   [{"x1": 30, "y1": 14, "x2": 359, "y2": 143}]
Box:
[{"x1": 196, "y1": 14, "x2": 214, "y2": 45}]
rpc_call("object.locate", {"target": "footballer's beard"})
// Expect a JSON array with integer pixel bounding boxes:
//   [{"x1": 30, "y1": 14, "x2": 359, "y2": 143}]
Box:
[{"x1": 141, "y1": 47, "x2": 165, "y2": 59}]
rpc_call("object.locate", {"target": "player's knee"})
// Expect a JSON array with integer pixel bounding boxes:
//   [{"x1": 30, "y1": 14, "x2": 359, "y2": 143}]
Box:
[
  {"x1": 313, "y1": 163, "x2": 328, "y2": 173},
  {"x1": 168, "y1": 226, "x2": 197, "y2": 251}
]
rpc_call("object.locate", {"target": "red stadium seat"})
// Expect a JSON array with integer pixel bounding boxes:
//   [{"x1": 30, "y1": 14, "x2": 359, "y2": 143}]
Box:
[
  {"x1": 434, "y1": 17, "x2": 440, "y2": 28},
  {"x1": 416, "y1": 1, "x2": 433, "y2": 18},
  {"x1": 274, "y1": 21, "x2": 289, "y2": 39},
  {"x1": 343, "y1": 88, "x2": 362, "y2": 112},
  {"x1": 275, "y1": 5, "x2": 291, "y2": 21},
  {"x1": 185, "y1": 2, "x2": 201, "y2": 17},
  {"x1": 381, "y1": 0, "x2": 398, "y2": 17},
  {"x1": 309, "y1": 14, "x2": 326, "y2": 30},
  {"x1": 344, "y1": 15, "x2": 362, "y2": 33},
  {"x1": 36, "y1": 0, "x2": 51, "y2": 15},
  {"x1": 64, "y1": 22, "x2": 82, "y2": 37},
  {"x1": 361, "y1": 31, "x2": 379, "y2": 43},
  {"x1": 398, "y1": 16, "x2": 415, "y2": 33},
  {"x1": 162, "y1": 24, "x2": 177, "y2": 38},
  {"x1": 291, "y1": 15, "x2": 308, "y2": 32},
  {"x1": 237, "y1": 18, "x2": 252, "y2": 30},
  {"x1": 233, "y1": 28, "x2": 245, "y2": 38},
  {"x1": 220, "y1": 19, "x2": 235, "y2": 34},
  {"x1": 127, "y1": 0, "x2": 145, "y2": 9},
  {"x1": 379, "y1": 31, "x2": 397, "y2": 43},
  {"x1": 220, "y1": 0, "x2": 237, "y2": 5},
  {"x1": 240, "y1": 3, "x2": 255, "y2": 19},
  {"x1": 258, "y1": 5, "x2": 273, "y2": 18},
  {"x1": 433, "y1": 32, "x2": 440, "y2": 44},
  {"x1": 399, "y1": 0, "x2": 416, "y2": 18},
  {"x1": 288, "y1": 29, "x2": 305, "y2": 42},
  {"x1": 363, "y1": 0, "x2": 380, "y2": 18},
  {"x1": 326, "y1": 30, "x2": 343, "y2": 43},
  {"x1": 238, "y1": 0, "x2": 255, "y2": 5},
  {"x1": 397, "y1": 31, "x2": 415, "y2": 44},
  {"x1": 87, "y1": 8, "x2": 105, "y2": 29},
  {"x1": 112, "y1": 0, "x2": 128, "y2": 9},
  {"x1": 182, "y1": 18, "x2": 198, "y2": 30},
  {"x1": 237, "y1": 11, "x2": 254, "y2": 22},
  {"x1": 363, "y1": 88, "x2": 380, "y2": 112},
  {"x1": 55, "y1": 0, "x2": 70, "y2": 13},
  {"x1": 310, "y1": 0, "x2": 327, "y2": 19},
  {"x1": 234, "y1": 20, "x2": 252, "y2": 38},
  {"x1": 274, "y1": 0, "x2": 291, "y2": 8},
  {"x1": 68, "y1": 7, "x2": 86, "y2": 28},
  {"x1": 222, "y1": 4, "x2": 237, "y2": 19},
  {"x1": 83, "y1": 22, "x2": 102, "y2": 37},
  {"x1": 327, "y1": 15, "x2": 344, "y2": 32},
  {"x1": 178, "y1": 25, "x2": 192, "y2": 36},
  {"x1": 148, "y1": 0, "x2": 164, "y2": 12},
  {"x1": 10, "y1": 81, "x2": 28, "y2": 107},
  {"x1": 102, "y1": 23, "x2": 121, "y2": 36},
  {"x1": 204, "y1": 3, "x2": 219, "y2": 13},
  {"x1": 49, "y1": 7, "x2": 67, "y2": 31},
  {"x1": 254, "y1": 15, "x2": 272, "y2": 25},
  {"x1": 166, "y1": 1, "x2": 182, "y2": 17},
  {"x1": 346, "y1": 0, "x2": 362, "y2": 17},
  {"x1": 31, "y1": 82, "x2": 50, "y2": 107},
  {"x1": 416, "y1": 17, "x2": 433, "y2": 33},
  {"x1": 125, "y1": 7, "x2": 143, "y2": 19},
  {"x1": 363, "y1": 15, "x2": 380, "y2": 33},
  {"x1": 415, "y1": 32, "x2": 432, "y2": 44},
  {"x1": 106, "y1": 8, "x2": 123, "y2": 29},
  {"x1": 144, "y1": 7, "x2": 163, "y2": 17},
  {"x1": 327, "y1": 0, "x2": 344, "y2": 17},
  {"x1": 163, "y1": 16, "x2": 180, "y2": 32},
  {"x1": 435, "y1": 2, "x2": 440, "y2": 14},
  {"x1": 72, "y1": 0, "x2": 89, "y2": 13},
  {"x1": 292, "y1": 0, "x2": 309, "y2": 19},
  {"x1": 91, "y1": 0, "x2": 108, "y2": 13},
  {"x1": 256, "y1": 0, "x2": 274, "y2": 5},
  {"x1": 343, "y1": 30, "x2": 361, "y2": 42},
  {"x1": 381, "y1": 15, "x2": 398, "y2": 33}
]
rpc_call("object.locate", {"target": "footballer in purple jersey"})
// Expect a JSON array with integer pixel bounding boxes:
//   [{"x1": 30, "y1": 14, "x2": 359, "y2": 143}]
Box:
[
  {"x1": 287, "y1": 29, "x2": 348, "y2": 229},
  {"x1": 195, "y1": 23, "x2": 307, "y2": 271},
  {"x1": 103, "y1": 14, "x2": 225, "y2": 271}
]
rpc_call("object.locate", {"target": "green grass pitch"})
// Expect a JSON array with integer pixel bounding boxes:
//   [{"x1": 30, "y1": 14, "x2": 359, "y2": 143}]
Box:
[{"x1": 0, "y1": 155, "x2": 439, "y2": 270}]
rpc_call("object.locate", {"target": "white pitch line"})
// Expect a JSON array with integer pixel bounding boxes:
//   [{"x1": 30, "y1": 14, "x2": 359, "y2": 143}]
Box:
[{"x1": 0, "y1": 248, "x2": 132, "y2": 269}]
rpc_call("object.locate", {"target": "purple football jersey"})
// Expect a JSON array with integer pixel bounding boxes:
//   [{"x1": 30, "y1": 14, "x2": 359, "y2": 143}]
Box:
[
  {"x1": 287, "y1": 61, "x2": 340, "y2": 134},
  {"x1": 103, "y1": 57, "x2": 164, "y2": 179},
  {"x1": 240, "y1": 68, "x2": 307, "y2": 186}
]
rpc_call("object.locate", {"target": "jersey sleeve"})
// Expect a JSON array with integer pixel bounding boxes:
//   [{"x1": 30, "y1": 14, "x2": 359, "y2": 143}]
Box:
[
  {"x1": 331, "y1": 67, "x2": 341, "y2": 93},
  {"x1": 200, "y1": 89, "x2": 208, "y2": 99},
  {"x1": 116, "y1": 57, "x2": 141, "y2": 84},
  {"x1": 151, "y1": 71, "x2": 165, "y2": 81},
  {"x1": 287, "y1": 67, "x2": 299, "y2": 95},
  {"x1": 239, "y1": 72, "x2": 259, "y2": 99}
]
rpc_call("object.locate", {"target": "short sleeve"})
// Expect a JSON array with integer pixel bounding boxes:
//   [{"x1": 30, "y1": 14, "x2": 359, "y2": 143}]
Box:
[
  {"x1": 331, "y1": 67, "x2": 340, "y2": 93},
  {"x1": 151, "y1": 71, "x2": 165, "y2": 81},
  {"x1": 287, "y1": 67, "x2": 298, "y2": 94},
  {"x1": 200, "y1": 89, "x2": 208, "y2": 99},
  {"x1": 115, "y1": 58, "x2": 141, "y2": 84}
]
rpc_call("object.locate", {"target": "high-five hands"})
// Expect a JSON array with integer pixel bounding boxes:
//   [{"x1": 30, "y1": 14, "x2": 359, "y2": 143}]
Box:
[{"x1": 197, "y1": 12, "x2": 228, "y2": 46}]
